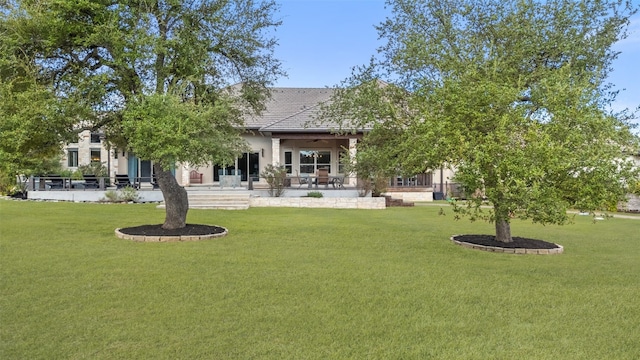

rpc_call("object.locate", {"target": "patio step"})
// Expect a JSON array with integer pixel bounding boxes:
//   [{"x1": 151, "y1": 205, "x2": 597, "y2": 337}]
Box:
[
  {"x1": 187, "y1": 193, "x2": 251, "y2": 210},
  {"x1": 384, "y1": 195, "x2": 415, "y2": 207}
]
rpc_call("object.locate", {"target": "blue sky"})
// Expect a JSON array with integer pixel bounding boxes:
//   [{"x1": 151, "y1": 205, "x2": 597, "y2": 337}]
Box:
[{"x1": 273, "y1": 0, "x2": 640, "y2": 126}]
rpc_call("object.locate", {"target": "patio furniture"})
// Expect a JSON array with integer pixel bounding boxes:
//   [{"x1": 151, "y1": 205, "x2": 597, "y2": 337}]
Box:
[
  {"x1": 190, "y1": 170, "x2": 203, "y2": 184},
  {"x1": 151, "y1": 175, "x2": 160, "y2": 190},
  {"x1": 83, "y1": 174, "x2": 100, "y2": 189},
  {"x1": 316, "y1": 169, "x2": 329, "y2": 188},
  {"x1": 115, "y1": 174, "x2": 137, "y2": 189},
  {"x1": 294, "y1": 170, "x2": 310, "y2": 189},
  {"x1": 46, "y1": 175, "x2": 65, "y2": 190},
  {"x1": 330, "y1": 175, "x2": 345, "y2": 189}
]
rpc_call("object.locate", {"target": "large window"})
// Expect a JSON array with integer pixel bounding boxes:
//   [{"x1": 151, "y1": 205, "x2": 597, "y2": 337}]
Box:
[
  {"x1": 213, "y1": 152, "x2": 259, "y2": 181},
  {"x1": 67, "y1": 149, "x2": 78, "y2": 167},
  {"x1": 299, "y1": 150, "x2": 331, "y2": 174},
  {"x1": 90, "y1": 148, "x2": 101, "y2": 163}
]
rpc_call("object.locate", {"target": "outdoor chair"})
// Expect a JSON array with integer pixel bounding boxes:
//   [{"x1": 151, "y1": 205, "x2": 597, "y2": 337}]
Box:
[
  {"x1": 46, "y1": 175, "x2": 65, "y2": 190},
  {"x1": 151, "y1": 175, "x2": 160, "y2": 190},
  {"x1": 190, "y1": 170, "x2": 203, "y2": 184},
  {"x1": 115, "y1": 174, "x2": 137, "y2": 189},
  {"x1": 316, "y1": 168, "x2": 329, "y2": 188},
  {"x1": 295, "y1": 170, "x2": 310, "y2": 188},
  {"x1": 83, "y1": 174, "x2": 100, "y2": 189},
  {"x1": 331, "y1": 176, "x2": 345, "y2": 189}
]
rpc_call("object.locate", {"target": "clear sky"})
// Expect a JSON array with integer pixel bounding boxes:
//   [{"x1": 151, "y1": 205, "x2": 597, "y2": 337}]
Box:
[{"x1": 272, "y1": 0, "x2": 640, "y2": 127}]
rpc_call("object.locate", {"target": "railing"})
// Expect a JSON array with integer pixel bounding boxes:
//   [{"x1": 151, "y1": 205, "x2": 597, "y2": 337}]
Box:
[
  {"x1": 247, "y1": 175, "x2": 347, "y2": 190},
  {"x1": 387, "y1": 173, "x2": 433, "y2": 188},
  {"x1": 29, "y1": 175, "x2": 110, "y2": 191}
]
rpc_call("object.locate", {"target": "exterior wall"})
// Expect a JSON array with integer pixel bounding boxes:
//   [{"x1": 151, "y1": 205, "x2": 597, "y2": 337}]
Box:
[
  {"x1": 250, "y1": 196, "x2": 386, "y2": 209},
  {"x1": 28, "y1": 190, "x2": 164, "y2": 202},
  {"x1": 61, "y1": 130, "x2": 118, "y2": 178},
  {"x1": 183, "y1": 135, "x2": 353, "y2": 185},
  {"x1": 61, "y1": 131, "x2": 451, "y2": 192},
  {"x1": 183, "y1": 134, "x2": 272, "y2": 185},
  {"x1": 383, "y1": 191, "x2": 434, "y2": 202},
  {"x1": 431, "y1": 166, "x2": 457, "y2": 189},
  {"x1": 115, "y1": 154, "x2": 128, "y2": 177}
]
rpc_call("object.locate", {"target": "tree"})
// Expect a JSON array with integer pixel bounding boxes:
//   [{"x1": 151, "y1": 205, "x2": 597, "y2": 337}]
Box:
[
  {"x1": 0, "y1": 23, "x2": 78, "y2": 188},
  {"x1": 322, "y1": 0, "x2": 639, "y2": 242},
  {"x1": 2, "y1": 0, "x2": 284, "y2": 229},
  {"x1": 322, "y1": 77, "x2": 418, "y2": 197}
]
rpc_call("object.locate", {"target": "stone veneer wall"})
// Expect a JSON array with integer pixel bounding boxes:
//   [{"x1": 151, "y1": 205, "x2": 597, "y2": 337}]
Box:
[
  {"x1": 618, "y1": 194, "x2": 640, "y2": 213},
  {"x1": 250, "y1": 197, "x2": 386, "y2": 209},
  {"x1": 382, "y1": 191, "x2": 433, "y2": 202}
]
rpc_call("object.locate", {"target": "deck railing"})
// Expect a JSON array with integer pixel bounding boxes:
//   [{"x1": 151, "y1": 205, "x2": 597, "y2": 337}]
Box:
[
  {"x1": 387, "y1": 173, "x2": 433, "y2": 188},
  {"x1": 28, "y1": 175, "x2": 110, "y2": 191}
]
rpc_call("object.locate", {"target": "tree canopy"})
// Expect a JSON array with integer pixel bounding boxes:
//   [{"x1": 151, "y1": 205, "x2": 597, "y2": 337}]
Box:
[
  {"x1": 322, "y1": 0, "x2": 640, "y2": 242},
  {"x1": 0, "y1": 22, "x2": 77, "y2": 184},
  {"x1": 2, "y1": 0, "x2": 284, "y2": 228}
]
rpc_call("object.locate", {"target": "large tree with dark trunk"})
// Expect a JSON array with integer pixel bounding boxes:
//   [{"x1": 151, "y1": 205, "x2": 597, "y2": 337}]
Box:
[
  {"x1": 2, "y1": 0, "x2": 284, "y2": 229},
  {"x1": 322, "y1": 0, "x2": 639, "y2": 242}
]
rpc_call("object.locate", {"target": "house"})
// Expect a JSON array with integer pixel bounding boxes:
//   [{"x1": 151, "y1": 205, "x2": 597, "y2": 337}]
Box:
[
  {"x1": 181, "y1": 87, "x2": 359, "y2": 186},
  {"x1": 61, "y1": 87, "x2": 446, "y2": 200},
  {"x1": 61, "y1": 130, "x2": 121, "y2": 177}
]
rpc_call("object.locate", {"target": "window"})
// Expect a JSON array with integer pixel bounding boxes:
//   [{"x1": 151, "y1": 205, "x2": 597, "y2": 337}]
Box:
[
  {"x1": 338, "y1": 149, "x2": 347, "y2": 174},
  {"x1": 299, "y1": 150, "x2": 331, "y2": 174},
  {"x1": 213, "y1": 152, "x2": 259, "y2": 181},
  {"x1": 90, "y1": 148, "x2": 101, "y2": 163},
  {"x1": 284, "y1": 151, "x2": 292, "y2": 174},
  {"x1": 90, "y1": 132, "x2": 101, "y2": 143},
  {"x1": 67, "y1": 149, "x2": 78, "y2": 167}
]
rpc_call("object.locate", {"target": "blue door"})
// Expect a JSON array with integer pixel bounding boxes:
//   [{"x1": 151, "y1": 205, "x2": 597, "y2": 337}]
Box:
[{"x1": 127, "y1": 155, "x2": 138, "y2": 182}]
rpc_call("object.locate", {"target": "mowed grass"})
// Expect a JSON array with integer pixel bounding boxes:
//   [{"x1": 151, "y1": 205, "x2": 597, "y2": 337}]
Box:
[{"x1": 1, "y1": 200, "x2": 639, "y2": 359}]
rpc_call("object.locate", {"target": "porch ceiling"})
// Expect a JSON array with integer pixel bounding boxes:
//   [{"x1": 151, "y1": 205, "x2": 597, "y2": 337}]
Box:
[{"x1": 269, "y1": 132, "x2": 363, "y2": 140}]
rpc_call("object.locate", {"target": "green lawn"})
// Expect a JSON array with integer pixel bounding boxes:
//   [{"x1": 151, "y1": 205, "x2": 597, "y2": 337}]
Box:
[{"x1": 1, "y1": 200, "x2": 639, "y2": 359}]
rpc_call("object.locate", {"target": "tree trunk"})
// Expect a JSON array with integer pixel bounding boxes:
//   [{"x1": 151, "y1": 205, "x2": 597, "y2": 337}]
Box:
[
  {"x1": 154, "y1": 164, "x2": 188, "y2": 229},
  {"x1": 495, "y1": 217, "x2": 513, "y2": 243}
]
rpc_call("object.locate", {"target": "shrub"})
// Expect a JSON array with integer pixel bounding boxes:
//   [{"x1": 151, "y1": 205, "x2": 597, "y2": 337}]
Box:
[
  {"x1": 101, "y1": 190, "x2": 120, "y2": 202},
  {"x1": 261, "y1": 164, "x2": 287, "y2": 197},
  {"x1": 307, "y1": 191, "x2": 323, "y2": 198},
  {"x1": 0, "y1": 171, "x2": 14, "y2": 196},
  {"x1": 119, "y1": 186, "x2": 139, "y2": 202},
  {"x1": 100, "y1": 187, "x2": 139, "y2": 203}
]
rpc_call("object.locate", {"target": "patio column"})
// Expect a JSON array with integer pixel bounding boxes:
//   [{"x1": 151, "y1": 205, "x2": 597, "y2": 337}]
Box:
[
  {"x1": 181, "y1": 163, "x2": 190, "y2": 186},
  {"x1": 271, "y1": 138, "x2": 281, "y2": 165},
  {"x1": 348, "y1": 138, "x2": 357, "y2": 185}
]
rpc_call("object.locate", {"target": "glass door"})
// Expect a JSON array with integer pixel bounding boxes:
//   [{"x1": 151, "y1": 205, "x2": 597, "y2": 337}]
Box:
[
  {"x1": 213, "y1": 152, "x2": 259, "y2": 181},
  {"x1": 140, "y1": 160, "x2": 152, "y2": 181}
]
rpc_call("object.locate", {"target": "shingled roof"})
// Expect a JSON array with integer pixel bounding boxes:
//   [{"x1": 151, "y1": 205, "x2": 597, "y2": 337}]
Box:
[{"x1": 244, "y1": 87, "x2": 337, "y2": 132}]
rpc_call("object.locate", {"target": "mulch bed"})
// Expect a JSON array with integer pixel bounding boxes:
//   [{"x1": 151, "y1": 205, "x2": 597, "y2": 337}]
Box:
[
  {"x1": 453, "y1": 234, "x2": 560, "y2": 249},
  {"x1": 118, "y1": 224, "x2": 226, "y2": 237}
]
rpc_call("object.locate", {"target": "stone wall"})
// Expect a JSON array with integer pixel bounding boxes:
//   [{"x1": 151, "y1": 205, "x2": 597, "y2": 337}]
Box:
[
  {"x1": 250, "y1": 197, "x2": 386, "y2": 209},
  {"x1": 618, "y1": 194, "x2": 640, "y2": 213},
  {"x1": 28, "y1": 190, "x2": 164, "y2": 203},
  {"x1": 382, "y1": 191, "x2": 433, "y2": 202}
]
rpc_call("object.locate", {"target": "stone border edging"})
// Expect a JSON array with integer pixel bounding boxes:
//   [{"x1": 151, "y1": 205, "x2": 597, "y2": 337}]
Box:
[
  {"x1": 450, "y1": 235, "x2": 564, "y2": 255},
  {"x1": 115, "y1": 227, "x2": 228, "y2": 242}
]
